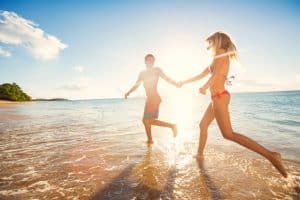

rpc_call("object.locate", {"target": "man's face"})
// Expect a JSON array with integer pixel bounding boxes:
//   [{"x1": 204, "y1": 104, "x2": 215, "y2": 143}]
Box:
[{"x1": 145, "y1": 57, "x2": 155, "y2": 67}]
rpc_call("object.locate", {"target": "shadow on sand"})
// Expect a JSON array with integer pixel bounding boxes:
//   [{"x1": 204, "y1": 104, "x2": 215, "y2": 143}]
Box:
[
  {"x1": 293, "y1": 186, "x2": 300, "y2": 200},
  {"x1": 91, "y1": 146, "x2": 176, "y2": 200},
  {"x1": 91, "y1": 146, "x2": 222, "y2": 200},
  {"x1": 195, "y1": 157, "x2": 222, "y2": 200}
]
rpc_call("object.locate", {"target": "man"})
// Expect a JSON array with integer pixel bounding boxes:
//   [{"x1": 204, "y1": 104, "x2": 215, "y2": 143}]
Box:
[{"x1": 125, "y1": 54, "x2": 178, "y2": 144}]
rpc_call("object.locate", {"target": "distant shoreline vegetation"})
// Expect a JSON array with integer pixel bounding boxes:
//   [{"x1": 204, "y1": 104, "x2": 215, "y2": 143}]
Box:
[
  {"x1": 0, "y1": 83, "x2": 68, "y2": 102},
  {"x1": 0, "y1": 83, "x2": 31, "y2": 101},
  {"x1": 32, "y1": 98, "x2": 68, "y2": 101}
]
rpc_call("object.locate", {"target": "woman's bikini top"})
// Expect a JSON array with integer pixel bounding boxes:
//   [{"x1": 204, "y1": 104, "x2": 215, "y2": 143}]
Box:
[
  {"x1": 208, "y1": 51, "x2": 237, "y2": 74},
  {"x1": 209, "y1": 51, "x2": 237, "y2": 85}
]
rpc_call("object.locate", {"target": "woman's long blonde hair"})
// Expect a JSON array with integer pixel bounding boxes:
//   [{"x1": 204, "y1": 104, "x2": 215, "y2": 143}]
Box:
[{"x1": 206, "y1": 31, "x2": 239, "y2": 61}]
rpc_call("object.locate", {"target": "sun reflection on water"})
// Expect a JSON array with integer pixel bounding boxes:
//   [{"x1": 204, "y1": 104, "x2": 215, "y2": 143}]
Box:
[{"x1": 155, "y1": 95, "x2": 202, "y2": 170}]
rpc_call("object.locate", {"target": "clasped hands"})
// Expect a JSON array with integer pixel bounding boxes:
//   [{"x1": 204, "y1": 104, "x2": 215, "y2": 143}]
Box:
[{"x1": 175, "y1": 81, "x2": 206, "y2": 95}]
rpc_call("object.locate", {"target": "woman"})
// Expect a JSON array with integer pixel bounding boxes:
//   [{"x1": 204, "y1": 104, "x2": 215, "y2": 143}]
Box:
[{"x1": 179, "y1": 31, "x2": 287, "y2": 178}]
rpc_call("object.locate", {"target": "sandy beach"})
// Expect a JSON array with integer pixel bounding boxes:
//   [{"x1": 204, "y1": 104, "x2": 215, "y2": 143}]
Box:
[
  {"x1": 0, "y1": 100, "x2": 33, "y2": 105},
  {"x1": 0, "y1": 100, "x2": 19, "y2": 103},
  {"x1": 0, "y1": 100, "x2": 20, "y2": 109}
]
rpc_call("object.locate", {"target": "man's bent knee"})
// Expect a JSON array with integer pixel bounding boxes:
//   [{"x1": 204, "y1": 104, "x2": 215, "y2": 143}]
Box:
[{"x1": 143, "y1": 119, "x2": 153, "y2": 125}]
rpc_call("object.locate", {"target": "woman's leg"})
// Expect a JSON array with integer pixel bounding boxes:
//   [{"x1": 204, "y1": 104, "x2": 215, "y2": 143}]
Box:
[
  {"x1": 213, "y1": 95, "x2": 287, "y2": 177},
  {"x1": 143, "y1": 119, "x2": 153, "y2": 144},
  {"x1": 196, "y1": 103, "x2": 215, "y2": 157}
]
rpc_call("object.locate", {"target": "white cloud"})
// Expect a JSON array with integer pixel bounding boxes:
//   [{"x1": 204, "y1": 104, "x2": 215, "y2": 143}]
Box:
[
  {"x1": 59, "y1": 84, "x2": 85, "y2": 91},
  {"x1": 237, "y1": 79, "x2": 274, "y2": 87},
  {"x1": 0, "y1": 11, "x2": 67, "y2": 60},
  {"x1": 74, "y1": 65, "x2": 84, "y2": 72},
  {"x1": 58, "y1": 77, "x2": 92, "y2": 91},
  {"x1": 54, "y1": 77, "x2": 119, "y2": 99},
  {"x1": 0, "y1": 46, "x2": 11, "y2": 57}
]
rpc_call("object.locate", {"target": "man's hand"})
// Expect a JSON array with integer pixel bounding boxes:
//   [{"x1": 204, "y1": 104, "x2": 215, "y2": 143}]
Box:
[
  {"x1": 199, "y1": 87, "x2": 206, "y2": 95},
  {"x1": 124, "y1": 92, "x2": 129, "y2": 99}
]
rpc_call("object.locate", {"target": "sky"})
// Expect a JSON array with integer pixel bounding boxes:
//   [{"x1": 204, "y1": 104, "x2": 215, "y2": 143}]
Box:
[{"x1": 0, "y1": 0, "x2": 300, "y2": 99}]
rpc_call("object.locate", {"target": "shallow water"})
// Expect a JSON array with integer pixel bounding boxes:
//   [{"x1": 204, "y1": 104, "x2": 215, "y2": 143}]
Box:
[{"x1": 0, "y1": 91, "x2": 299, "y2": 199}]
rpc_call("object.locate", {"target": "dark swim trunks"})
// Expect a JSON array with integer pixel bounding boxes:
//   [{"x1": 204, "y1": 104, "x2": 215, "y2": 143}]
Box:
[{"x1": 143, "y1": 96, "x2": 161, "y2": 119}]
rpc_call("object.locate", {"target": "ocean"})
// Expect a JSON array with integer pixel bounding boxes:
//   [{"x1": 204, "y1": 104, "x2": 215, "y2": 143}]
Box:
[{"x1": 0, "y1": 90, "x2": 299, "y2": 199}]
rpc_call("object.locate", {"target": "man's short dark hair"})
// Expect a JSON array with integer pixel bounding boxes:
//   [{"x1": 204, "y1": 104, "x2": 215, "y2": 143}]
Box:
[{"x1": 145, "y1": 54, "x2": 155, "y2": 60}]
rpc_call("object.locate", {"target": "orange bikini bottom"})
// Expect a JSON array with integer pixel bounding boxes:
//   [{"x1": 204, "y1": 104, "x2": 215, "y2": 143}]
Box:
[{"x1": 211, "y1": 90, "x2": 230, "y2": 100}]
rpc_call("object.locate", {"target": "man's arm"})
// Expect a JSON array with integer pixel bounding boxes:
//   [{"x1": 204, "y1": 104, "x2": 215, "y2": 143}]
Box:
[
  {"x1": 157, "y1": 68, "x2": 178, "y2": 87},
  {"x1": 125, "y1": 73, "x2": 143, "y2": 99}
]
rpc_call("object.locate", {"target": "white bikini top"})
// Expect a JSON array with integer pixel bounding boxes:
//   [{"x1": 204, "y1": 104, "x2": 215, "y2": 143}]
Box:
[
  {"x1": 213, "y1": 50, "x2": 237, "y2": 59},
  {"x1": 208, "y1": 51, "x2": 237, "y2": 73}
]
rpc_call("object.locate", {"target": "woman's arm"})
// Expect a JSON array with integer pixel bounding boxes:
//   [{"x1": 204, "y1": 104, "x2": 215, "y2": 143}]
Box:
[
  {"x1": 181, "y1": 66, "x2": 210, "y2": 85},
  {"x1": 157, "y1": 68, "x2": 178, "y2": 87},
  {"x1": 199, "y1": 74, "x2": 216, "y2": 94},
  {"x1": 125, "y1": 73, "x2": 143, "y2": 98},
  {"x1": 199, "y1": 56, "x2": 228, "y2": 94}
]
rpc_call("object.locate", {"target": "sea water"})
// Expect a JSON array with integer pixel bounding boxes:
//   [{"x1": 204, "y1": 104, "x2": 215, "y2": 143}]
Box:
[{"x1": 0, "y1": 91, "x2": 299, "y2": 199}]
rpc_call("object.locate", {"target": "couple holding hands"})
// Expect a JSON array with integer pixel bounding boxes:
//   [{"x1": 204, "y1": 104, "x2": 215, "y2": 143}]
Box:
[{"x1": 124, "y1": 31, "x2": 287, "y2": 178}]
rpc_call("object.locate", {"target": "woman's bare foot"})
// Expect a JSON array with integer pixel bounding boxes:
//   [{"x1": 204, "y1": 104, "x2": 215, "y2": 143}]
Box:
[
  {"x1": 171, "y1": 125, "x2": 177, "y2": 137},
  {"x1": 269, "y1": 152, "x2": 288, "y2": 178}
]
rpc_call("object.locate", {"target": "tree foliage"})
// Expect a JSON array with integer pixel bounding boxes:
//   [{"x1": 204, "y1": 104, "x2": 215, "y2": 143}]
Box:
[{"x1": 0, "y1": 82, "x2": 31, "y2": 101}]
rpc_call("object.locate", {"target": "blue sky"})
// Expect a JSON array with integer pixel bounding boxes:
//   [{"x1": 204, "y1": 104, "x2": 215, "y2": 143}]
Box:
[{"x1": 0, "y1": 0, "x2": 300, "y2": 99}]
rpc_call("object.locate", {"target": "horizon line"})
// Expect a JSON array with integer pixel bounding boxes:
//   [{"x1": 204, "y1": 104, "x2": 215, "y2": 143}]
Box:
[{"x1": 67, "y1": 89, "x2": 300, "y2": 101}]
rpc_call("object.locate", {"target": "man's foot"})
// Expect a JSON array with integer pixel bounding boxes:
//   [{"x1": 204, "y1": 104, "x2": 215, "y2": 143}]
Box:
[
  {"x1": 171, "y1": 125, "x2": 178, "y2": 138},
  {"x1": 146, "y1": 140, "x2": 154, "y2": 145},
  {"x1": 269, "y1": 152, "x2": 288, "y2": 178}
]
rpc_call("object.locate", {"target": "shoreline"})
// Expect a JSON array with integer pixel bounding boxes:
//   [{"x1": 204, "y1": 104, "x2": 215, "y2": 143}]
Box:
[
  {"x1": 0, "y1": 100, "x2": 33, "y2": 108},
  {"x1": 0, "y1": 100, "x2": 33, "y2": 104}
]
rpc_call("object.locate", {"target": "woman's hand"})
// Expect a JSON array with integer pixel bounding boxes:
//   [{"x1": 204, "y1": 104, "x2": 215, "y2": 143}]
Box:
[{"x1": 199, "y1": 87, "x2": 206, "y2": 95}]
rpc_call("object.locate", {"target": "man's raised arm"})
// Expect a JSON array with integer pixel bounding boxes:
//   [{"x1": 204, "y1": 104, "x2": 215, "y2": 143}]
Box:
[
  {"x1": 157, "y1": 68, "x2": 178, "y2": 87},
  {"x1": 125, "y1": 72, "x2": 143, "y2": 99}
]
